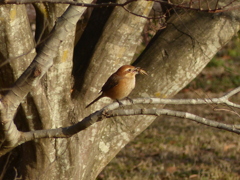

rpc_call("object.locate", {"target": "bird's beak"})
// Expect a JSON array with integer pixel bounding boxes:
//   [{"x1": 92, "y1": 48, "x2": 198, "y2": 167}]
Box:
[{"x1": 134, "y1": 67, "x2": 148, "y2": 75}]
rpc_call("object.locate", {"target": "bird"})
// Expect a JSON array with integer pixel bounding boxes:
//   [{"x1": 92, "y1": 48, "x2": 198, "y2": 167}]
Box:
[{"x1": 85, "y1": 65, "x2": 147, "y2": 108}]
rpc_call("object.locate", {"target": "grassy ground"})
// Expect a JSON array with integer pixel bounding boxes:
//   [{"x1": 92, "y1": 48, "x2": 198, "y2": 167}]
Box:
[{"x1": 98, "y1": 36, "x2": 240, "y2": 179}]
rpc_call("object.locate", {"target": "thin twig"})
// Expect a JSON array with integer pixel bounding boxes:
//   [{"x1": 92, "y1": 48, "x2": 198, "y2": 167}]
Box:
[{"x1": 1, "y1": 0, "x2": 240, "y2": 14}]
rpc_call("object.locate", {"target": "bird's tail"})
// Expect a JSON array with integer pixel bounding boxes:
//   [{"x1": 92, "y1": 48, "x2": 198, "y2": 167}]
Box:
[{"x1": 85, "y1": 94, "x2": 103, "y2": 108}]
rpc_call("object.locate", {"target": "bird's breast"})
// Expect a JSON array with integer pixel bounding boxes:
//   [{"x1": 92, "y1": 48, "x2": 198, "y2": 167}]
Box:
[{"x1": 104, "y1": 77, "x2": 136, "y2": 100}]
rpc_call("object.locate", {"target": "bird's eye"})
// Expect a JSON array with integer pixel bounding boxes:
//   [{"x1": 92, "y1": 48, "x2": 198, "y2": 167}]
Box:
[{"x1": 127, "y1": 68, "x2": 132, "y2": 72}]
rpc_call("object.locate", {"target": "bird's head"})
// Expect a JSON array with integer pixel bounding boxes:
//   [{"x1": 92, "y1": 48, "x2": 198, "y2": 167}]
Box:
[
  {"x1": 116, "y1": 65, "x2": 148, "y2": 77},
  {"x1": 116, "y1": 65, "x2": 138, "y2": 77}
]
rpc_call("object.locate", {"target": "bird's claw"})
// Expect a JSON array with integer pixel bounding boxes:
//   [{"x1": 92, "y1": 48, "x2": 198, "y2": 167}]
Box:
[{"x1": 126, "y1": 97, "x2": 133, "y2": 104}]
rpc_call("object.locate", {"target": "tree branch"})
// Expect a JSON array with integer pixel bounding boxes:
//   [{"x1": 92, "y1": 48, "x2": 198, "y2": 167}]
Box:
[
  {"x1": 106, "y1": 108, "x2": 240, "y2": 134},
  {"x1": 19, "y1": 86, "x2": 240, "y2": 140},
  {"x1": 1, "y1": 86, "x2": 240, "y2": 156},
  {"x1": 1, "y1": 0, "x2": 240, "y2": 14},
  {"x1": 104, "y1": 87, "x2": 240, "y2": 109},
  {"x1": 2, "y1": 0, "x2": 138, "y2": 7}
]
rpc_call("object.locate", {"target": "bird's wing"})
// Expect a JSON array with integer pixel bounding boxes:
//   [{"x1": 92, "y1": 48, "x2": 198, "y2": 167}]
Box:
[{"x1": 100, "y1": 74, "x2": 120, "y2": 93}]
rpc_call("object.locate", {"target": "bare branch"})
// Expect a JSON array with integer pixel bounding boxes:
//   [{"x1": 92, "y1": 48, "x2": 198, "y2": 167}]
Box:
[
  {"x1": 106, "y1": 108, "x2": 240, "y2": 134},
  {"x1": 21, "y1": 109, "x2": 105, "y2": 141},
  {"x1": 103, "y1": 87, "x2": 240, "y2": 109},
  {"x1": 2, "y1": 0, "x2": 138, "y2": 7},
  {"x1": 18, "y1": 86, "x2": 240, "y2": 141},
  {"x1": 1, "y1": 0, "x2": 240, "y2": 14},
  {"x1": 221, "y1": 86, "x2": 240, "y2": 99},
  {"x1": 0, "y1": 87, "x2": 239, "y2": 156}
]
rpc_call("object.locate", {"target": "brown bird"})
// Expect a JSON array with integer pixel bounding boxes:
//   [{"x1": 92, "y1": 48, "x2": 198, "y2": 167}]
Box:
[{"x1": 85, "y1": 65, "x2": 147, "y2": 108}]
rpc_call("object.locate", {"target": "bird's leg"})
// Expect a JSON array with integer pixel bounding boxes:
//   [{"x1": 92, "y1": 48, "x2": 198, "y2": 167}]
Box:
[
  {"x1": 125, "y1": 97, "x2": 133, "y2": 104},
  {"x1": 116, "y1": 99, "x2": 124, "y2": 107}
]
